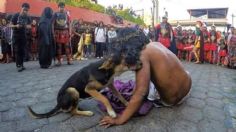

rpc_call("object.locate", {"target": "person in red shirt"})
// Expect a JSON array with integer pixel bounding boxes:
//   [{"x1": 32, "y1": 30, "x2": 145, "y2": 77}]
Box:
[
  {"x1": 155, "y1": 16, "x2": 174, "y2": 50},
  {"x1": 202, "y1": 25, "x2": 210, "y2": 62},
  {"x1": 30, "y1": 19, "x2": 37, "y2": 61},
  {"x1": 52, "y1": 2, "x2": 73, "y2": 66},
  {"x1": 175, "y1": 25, "x2": 184, "y2": 59},
  {"x1": 209, "y1": 25, "x2": 218, "y2": 64}
]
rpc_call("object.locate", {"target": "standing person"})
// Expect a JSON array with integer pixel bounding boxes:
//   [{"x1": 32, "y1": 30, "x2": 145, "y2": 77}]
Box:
[
  {"x1": 91, "y1": 20, "x2": 99, "y2": 57},
  {"x1": 94, "y1": 21, "x2": 107, "y2": 59},
  {"x1": 217, "y1": 34, "x2": 227, "y2": 66},
  {"x1": 72, "y1": 19, "x2": 86, "y2": 60},
  {"x1": 227, "y1": 28, "x2": 236, "y2": 68},
  {"x1": 84, "y1": 28, "x2": 92, "y2": 59},
  {"x1": 53, "y1": 2, "x2": 72, "y2": 66},
  {"x1": 107, "y1": 26, "x2": 117, "y2": 55},
  {"x1": 202, "y1": 26, "x2": 210, "y2": 63},
  {"x1": 143, "y1": 25, "x2": 149, "y2": 37},
  {"x1": 30, "y1": 19, "x2": 38, "y2": 61},
  {"x1": 175, "y1": 25, "x2": 184, "y2": 59},
  {"x1": 192, "y1": 21, "x2": 204, "y2": 64},
  {"x1": 0, "y1": 21, "x2": 3, "y2": 62},
  {"x1": 1, "y1": 18, "x2": 12, "y2": 63},
  {"x1": 148, "y1": 26, "x2": 156, "y2": 42},
  {"x1": 10, "y1": 3, "x2": 31, "y2": 72},
  {"x1": 71, "y1": 19, "x2": 79, "y2": 55},
  {"x1": 72, "y1": 19, "x2": 84, "y2": 55},
  {"x1": 209, "y1": 25, "x2": 218, "y2": 64},
  {"x1": 185, "y1": 29, "x2": 195, "y2": 61},
  {"x1": 155, "y1": 16, "x2": 174, "y2": 49},
  {"x1": 38, "y1": 7, "x2": 55, "y2": 69}
]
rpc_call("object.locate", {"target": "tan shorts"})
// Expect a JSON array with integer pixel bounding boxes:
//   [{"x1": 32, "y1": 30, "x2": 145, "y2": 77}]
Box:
[
  {"x1": 148, "y1": 71, "x2": 191, "y2": 107},
  {"x1": 160, "y1": 87, "x2": 192, "y2": 107}
]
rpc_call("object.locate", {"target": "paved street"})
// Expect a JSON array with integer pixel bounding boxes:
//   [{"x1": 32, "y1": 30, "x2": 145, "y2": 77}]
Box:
[{"x1": 0, "y1": 59, "x2": 236, "y2": 132}]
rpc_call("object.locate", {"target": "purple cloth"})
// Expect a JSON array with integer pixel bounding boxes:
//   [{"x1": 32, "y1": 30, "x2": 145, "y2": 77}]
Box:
[{"x1": 98, "y1": 80, "x2": 153, "y2": 116}]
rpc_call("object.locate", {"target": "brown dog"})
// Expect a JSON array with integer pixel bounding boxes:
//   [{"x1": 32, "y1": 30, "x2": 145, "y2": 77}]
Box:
[{"x1": 28, "y1": 57, "x2": 142, "y2": 119}]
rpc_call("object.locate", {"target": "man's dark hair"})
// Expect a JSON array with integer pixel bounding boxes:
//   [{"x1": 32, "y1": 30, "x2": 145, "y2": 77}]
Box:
[
  {"x1": 22, "y1": 3, "x2": 30, "y2": 9},
  {"x1": 111, "y1": 27, "x2": 150, "y2": 66},
  {"x1": 58, "y1": 2, "x2": 65, "y2": 7}
]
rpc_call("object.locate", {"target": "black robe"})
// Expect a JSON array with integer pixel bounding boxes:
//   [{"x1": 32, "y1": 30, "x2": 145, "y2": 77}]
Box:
[{"x1": 38, "y1": 7, "x2": 55, "y2": 68}]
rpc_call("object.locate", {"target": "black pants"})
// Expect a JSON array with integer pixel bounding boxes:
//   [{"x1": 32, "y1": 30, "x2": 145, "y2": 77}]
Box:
[
  {"x1": 95, "y1": 42, "x2": 105, "y2": 57},
  {"x1": 14, "y1": 37, "x2": 27, "y2": 67}
]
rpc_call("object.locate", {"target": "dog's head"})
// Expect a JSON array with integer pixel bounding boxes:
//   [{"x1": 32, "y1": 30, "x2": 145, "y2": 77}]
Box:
[
  {"x1": 99, "y1": 55, "x2": 142, "y2": 76},
  {"x1": 99, "y1": 27, "x2": 149, "y2": 74}
]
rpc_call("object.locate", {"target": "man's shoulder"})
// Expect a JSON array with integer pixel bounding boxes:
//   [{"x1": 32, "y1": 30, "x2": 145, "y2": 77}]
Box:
[
  {"x1": 12, "y1": 13, "x2": 20, "y2": 19},
  {"x1": 13, "y1": 13, "x2": 20, "y2": 17}
]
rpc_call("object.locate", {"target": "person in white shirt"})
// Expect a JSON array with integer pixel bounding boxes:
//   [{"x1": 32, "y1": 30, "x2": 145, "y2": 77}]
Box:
[
  {"x1": 107, "y1": 26, "x2": 117, "y2": 55},
  {"x1": 94, "y1": 21, "x2": 107, "y2": 58}
]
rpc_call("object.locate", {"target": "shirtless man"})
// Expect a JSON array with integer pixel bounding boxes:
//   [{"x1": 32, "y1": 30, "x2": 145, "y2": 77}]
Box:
[{"x1": 99, "y1": 28, "x2": 192, "y2": 128}]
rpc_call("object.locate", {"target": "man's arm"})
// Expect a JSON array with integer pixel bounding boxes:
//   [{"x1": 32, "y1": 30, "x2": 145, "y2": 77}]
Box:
[
  {"x1": 100, "y1": 53, "x2": 151, "y2": 127},
  {"x1": 9, "y1": 14, "x2": 19, "y2": 28}
]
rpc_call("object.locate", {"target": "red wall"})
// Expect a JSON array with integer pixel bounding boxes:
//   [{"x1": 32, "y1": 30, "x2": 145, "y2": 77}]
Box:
[{"x1": 1, "y1": 0, "x2": 133, "y2": 26}]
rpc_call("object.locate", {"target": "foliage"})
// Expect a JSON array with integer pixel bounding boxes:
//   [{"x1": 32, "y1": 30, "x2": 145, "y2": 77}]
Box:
[
  {"x1": 48, "y1": 0, "x2": 144, "y2": 25},
  {"x1": 116, "y1": 9, "x2": 145, "y2": 25},
  {"x1": 64, "y1": 0, "x2": 105, "y2": 13}
]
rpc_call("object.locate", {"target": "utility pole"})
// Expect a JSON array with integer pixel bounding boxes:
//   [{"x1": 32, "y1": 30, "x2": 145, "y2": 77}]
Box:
[
  {"x1": 151, "y1": 0, "x2": 155, "y2": 27},
  {"x1": 151, "y1": 0, "x2": 159, "y2": 27},
  {"x1": 232, "y1": 14, "x2": 235, "y2": 27}
]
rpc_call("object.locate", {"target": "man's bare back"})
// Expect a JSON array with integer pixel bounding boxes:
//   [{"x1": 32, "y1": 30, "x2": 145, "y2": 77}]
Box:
[
  {"x1": 140, "y1": 42, "x2": 192, "y2": 105},
  {"x1": 100, "y1": 29, "x2": 192, "y2": 128}
]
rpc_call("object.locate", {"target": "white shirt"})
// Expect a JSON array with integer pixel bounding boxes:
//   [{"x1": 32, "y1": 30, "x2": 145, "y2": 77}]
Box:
[
  {"x1": 143, "y1": 28, "x2": 149, "y2": 36},
  {"x1": 95, "y1": 27, "x2": 106, "y2": 43},
  {"x1": 108, "y1": 30, "x2": 117, "y2": 43}
]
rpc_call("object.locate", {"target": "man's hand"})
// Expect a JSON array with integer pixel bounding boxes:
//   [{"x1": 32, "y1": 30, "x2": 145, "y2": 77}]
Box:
[
  {"x1": 15, "y1": 24, "x2": 21, "y2": 28},
  {"x1": 26, "y1": 25, "x2": 31, "y2": 29},
  {"x1": 99, "y1": 116, "x2": 121, "y2": 128}
]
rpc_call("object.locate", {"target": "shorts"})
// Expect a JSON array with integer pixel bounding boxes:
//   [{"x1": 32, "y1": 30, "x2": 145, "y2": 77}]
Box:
[{"x1": 147, "y1": 71, "x2": 191, "y2": 107}]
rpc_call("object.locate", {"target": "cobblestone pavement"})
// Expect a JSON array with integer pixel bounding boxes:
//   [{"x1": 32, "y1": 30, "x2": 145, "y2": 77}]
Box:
[{"x1": 0, "y1": 59, "x2": 236, "y2": 132}]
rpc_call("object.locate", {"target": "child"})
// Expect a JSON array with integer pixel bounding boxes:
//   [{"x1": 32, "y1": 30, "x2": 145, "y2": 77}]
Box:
[
  {"x1": 217, "y1": 35, "x2": 227, "y2": 66},
  {"x1": 1, "y1": 18, "x2": 12, "y2": 63},
  {"x1": 30, "y1": 19, "x2": 37, "y2": 61},
  {"x1": 84, "y1": 28, "x2": 92, "y2": 59}
]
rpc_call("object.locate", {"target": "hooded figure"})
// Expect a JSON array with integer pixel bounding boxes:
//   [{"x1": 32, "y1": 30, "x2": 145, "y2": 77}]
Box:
[{"x1": 38, "y1": 7, "x2": 55, "y2": 68}]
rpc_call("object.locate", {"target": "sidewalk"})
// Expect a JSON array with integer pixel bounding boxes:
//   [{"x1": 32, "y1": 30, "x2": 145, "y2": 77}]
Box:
[{"x1": 0, "y1": 60, "x2": 235, "y2": 132}]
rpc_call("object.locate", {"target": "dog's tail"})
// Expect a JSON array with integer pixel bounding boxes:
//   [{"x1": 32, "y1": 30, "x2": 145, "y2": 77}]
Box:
[{"x1": 27, "y1": 105, "x2": 61, "y2": 119}]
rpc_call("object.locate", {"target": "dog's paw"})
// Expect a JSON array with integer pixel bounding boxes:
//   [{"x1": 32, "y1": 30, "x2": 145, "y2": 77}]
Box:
[
  {"x1": 124, "y1": 101, "x2": 129, "y2": 106},
  {"x1": 85, "y1": 111, "x2": 94, "y2": 116},
  {"x1": 121, "y1": 100, "x2": 128, "y2": 106},
  {"x1": 108, "y1": 110, "x2": 117, "y2": 118}
]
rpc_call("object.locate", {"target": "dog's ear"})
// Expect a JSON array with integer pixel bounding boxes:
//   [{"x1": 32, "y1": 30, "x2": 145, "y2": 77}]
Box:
[{"x1": 99, "y1": 58, "x2": 113, "y2": 70}]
